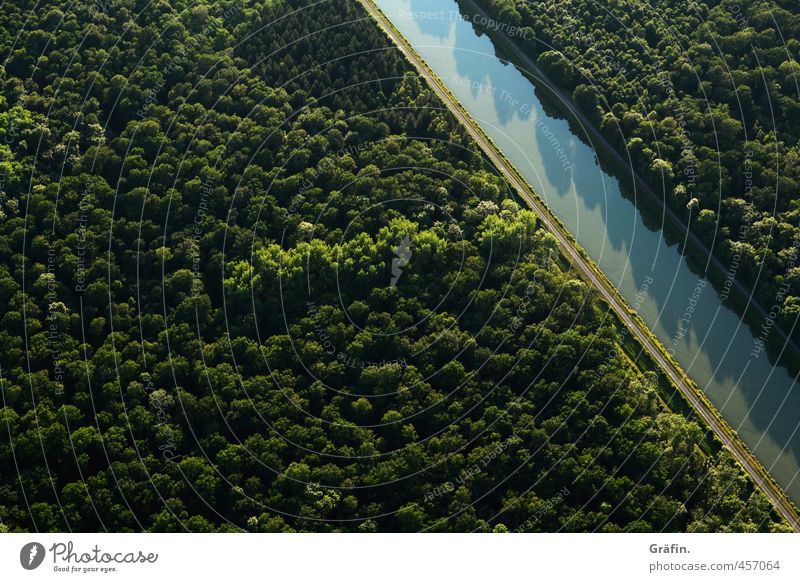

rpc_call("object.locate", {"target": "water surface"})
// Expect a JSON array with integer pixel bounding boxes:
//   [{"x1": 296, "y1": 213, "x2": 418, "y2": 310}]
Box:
[{"x1": 375, "y1": 0, "x2": 800, "y2": 502}]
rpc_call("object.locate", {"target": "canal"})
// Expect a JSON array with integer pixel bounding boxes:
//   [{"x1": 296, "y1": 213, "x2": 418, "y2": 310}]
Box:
[{"x1": 374, "y1": 0, "x2": 800, "y2": 502}]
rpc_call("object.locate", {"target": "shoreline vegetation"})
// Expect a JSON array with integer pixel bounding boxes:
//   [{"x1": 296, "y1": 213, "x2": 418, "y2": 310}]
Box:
[
  {"x1": 359, "y1": 0, "x2": 798, "y2": 527},
  {"x1": 460, "y1": 0, "x2": 800, "y2": 374},
  {"x1": 0, "y1": 0, "x2": 794, "y2": 532}
]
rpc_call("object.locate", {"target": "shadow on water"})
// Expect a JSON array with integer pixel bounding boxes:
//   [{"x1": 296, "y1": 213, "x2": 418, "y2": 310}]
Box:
[
  {"x1": 521, "y1": 49, "x2": 800, "y2": 378},
  {"x1": 450, "y1": 21, "x2": 527, "y2": 126},
  {"x1": 376, "y1": 0, "x2": 800, "y2": 500},
  {"x1": 405, "y1": 0, "x2": 454, "y2": 40},
  {"x1": 451, "y1": 23, "x2": 577, "y2": 196}
]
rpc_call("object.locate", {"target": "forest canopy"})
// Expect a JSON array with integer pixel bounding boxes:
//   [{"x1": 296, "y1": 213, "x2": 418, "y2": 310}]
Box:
[
  {"x1": 468, "y1": 0, "x2": 800, "y2": 345},
  {"x1": 0, "y1": 0, "x2": 790, "y2": 532}
]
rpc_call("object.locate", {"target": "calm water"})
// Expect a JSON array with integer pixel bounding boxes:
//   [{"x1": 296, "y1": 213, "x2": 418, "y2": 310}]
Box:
[{"x1": 375, "y1": 0, "x2": 800, "y2": 502}]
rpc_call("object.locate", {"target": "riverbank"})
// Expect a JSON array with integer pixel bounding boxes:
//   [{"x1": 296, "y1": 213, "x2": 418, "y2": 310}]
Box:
[
  {"x1": 456, "y1": 0, "x2": 800, "y2": 375},
  {"x1": 360, "y1": 0, "x2": 800, "y2": 528}
]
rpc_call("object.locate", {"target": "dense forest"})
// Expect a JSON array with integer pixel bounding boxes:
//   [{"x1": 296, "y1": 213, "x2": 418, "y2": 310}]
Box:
[
  {"x1": 468, "y1": 0, "x2": 800, "y2": 348},
  {"x1": 0, "y1": 0, "x2": 790, "y2": 532}
]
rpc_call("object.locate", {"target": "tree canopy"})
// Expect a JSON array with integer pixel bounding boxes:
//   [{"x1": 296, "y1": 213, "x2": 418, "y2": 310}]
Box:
[
  {"x1": 469, "y1": 0, "x2": 800, "y2": 342},
  {"x1": 0, "y1": 0, "x2": 789, "y2": 532}
]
